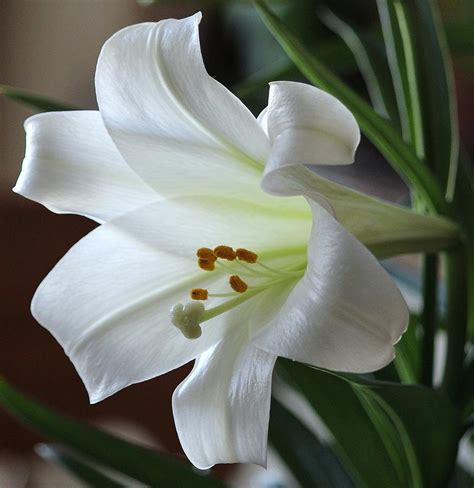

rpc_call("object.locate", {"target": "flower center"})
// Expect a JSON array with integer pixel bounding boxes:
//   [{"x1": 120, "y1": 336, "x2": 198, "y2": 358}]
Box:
[{"x1": 170, "y1": 245, "x2": 305, "y2": 339}]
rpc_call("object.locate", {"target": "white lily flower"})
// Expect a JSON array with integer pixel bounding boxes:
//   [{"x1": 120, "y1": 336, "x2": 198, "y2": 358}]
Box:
[{"x1": 15, "y1": 12, "x2": 456, "y2": 469}]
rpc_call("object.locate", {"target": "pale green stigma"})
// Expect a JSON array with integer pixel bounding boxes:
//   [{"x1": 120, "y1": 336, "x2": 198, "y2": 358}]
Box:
[{"x1": 171, "y1": 302, "x2": 205, "y2": 339}]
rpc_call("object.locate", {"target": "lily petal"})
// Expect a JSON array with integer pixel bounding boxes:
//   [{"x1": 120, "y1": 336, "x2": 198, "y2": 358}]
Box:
[
  {"x1": 173, "y1": 326, "x2": 276, "y2": 469},
  {"x1": 95, "y1": 14, "x2": 270, "y2": 201},
  {"x1": 261, "y1": 81, "x2": 360, "y2": 186},
  {"x1": 251, "y1": 201, "x2": 409, "y2": 373},
  {"x1": 14, "y1": 111, "x2": 157, "y2": 223},
  {"x1": 257, "y1": 82, "x2": 458, "y2": 256},
  {"x1": 113, "y1": 196, "x2": 310, "y2": 258},
  {"x1": 264, "y1": 165, "x2": 459, "y2": 258},
  {"x1": 32, "y1": 193, "x2": 309, "y2": 403},
  {"x1": 32, "y1": 206, "x2": 229, "y2": 404}
]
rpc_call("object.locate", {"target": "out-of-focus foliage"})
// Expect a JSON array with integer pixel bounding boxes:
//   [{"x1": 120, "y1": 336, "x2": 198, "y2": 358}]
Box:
[{"x1": 0, "y1": 380, "x2": 226, "y2": 487}]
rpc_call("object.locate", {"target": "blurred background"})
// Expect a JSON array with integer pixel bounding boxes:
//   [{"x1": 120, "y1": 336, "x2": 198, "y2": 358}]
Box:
[{"x1": 0, "y1": 0, "x2": 472, "y2": 485}]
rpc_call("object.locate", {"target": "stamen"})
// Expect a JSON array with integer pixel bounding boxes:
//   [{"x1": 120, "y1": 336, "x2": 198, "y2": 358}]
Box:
[
  {"x1": 229, "y1": 275, "x2": 248, "y2": 293},
  {"x1": 170, "y1": 302, "x2": 205, "y2": 339},
  {"x1": 208, "y1": 292, "x2": 239, "y2": 298},
  {"x1": 197, "y1": 247, "x2": 216, "y2": 262},
  {"x1": 198, "y1": 258, "x2": 215, "y2": 271},
  {"x1": 236, "y1": 261, "x2": 274, "y2": 278},
  {"x1": 236, "y1": 248, "x2": 258, "y2": 263},
  {"x1": 256, "y1": 262, "x2": 301, "y2": 277},
  {"x1": 214, "y1": 245, "x2": 236, "y2": 261},
  {"x1": 191, "y1": 288, "x2": 208, "y2": 300}
]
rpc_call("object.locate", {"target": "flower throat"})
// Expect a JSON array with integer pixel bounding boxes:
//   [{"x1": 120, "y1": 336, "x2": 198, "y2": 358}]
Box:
[{"x1": 170, "y1": 245, "x2": 303, "y2": 339}]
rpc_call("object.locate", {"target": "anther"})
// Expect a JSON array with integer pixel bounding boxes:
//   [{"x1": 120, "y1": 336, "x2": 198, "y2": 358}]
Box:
[
  {"x1": 197, "y1": 247, "x2": 217, "y2": 262},
  {"x1": 198, "y1": 258, "x2": 215, "y2": 271},
  {"x1": 229, "y1": 275, "x2": 248, "y2": 293},
  {"x1": 236, "y1": 248, "x2": 258, "y2": 263},
  {"x1": 214, "y1": 245, "x2": 236, "y2": 261},
  {"x1": 191, "y1": 288, "x2": 208, "y2": 300}
]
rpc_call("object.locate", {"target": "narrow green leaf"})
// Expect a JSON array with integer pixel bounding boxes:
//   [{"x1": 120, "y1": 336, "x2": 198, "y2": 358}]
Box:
[
  {"x1": 353, "y1": 387, "x2": 423, "y2": 487},
  {"x1": 269, "y1": 398, "x2": 355, "y2": 487},
  {"x1": 0, "y1": 84, "x2": 78, "y2": 112},
  {"x1": 253, "y1": 0, "x2": 449, "y2": 216},
  {"x1": 377, "y1": 0, "x2": 425, "y2": 158},
  {"x1": 411, "y1": 0, "x2": 460, "y2": 200},
  {"x1": 461, "y1": 359, "x2": 474, "y2": 419},
  {"x1": 420, "y1": 254, "x2": 438, "y2": 386},
  {"x1": 277, "y1": 360, "x2": 460, "y2": 488},
  {"x1": 441, "y1": 248, "x2": 468, "y2": 401},
  {"x1": 319, "y1": 8, "x2": 394, "y2": 120},
  {"x1": 36, "y1": 444, "x2": 125, "y2": 488},
  {"x1": 455, "y1": 150, "x2": 474, "y2": 337},
  {"x1": 234, "y1": 19, "x2": 471, "y2": 107},
  {"x1": 0, "y1": 380, "x2": 225, "y2": 487},
  {"x1": 393, "y1": 315, "x2": 421, "y2": 384}
]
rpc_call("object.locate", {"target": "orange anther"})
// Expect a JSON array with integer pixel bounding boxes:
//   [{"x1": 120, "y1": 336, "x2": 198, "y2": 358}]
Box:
[
  {"x1": 198, "y1": 258, "x2": 215, "y2": 271},
  {"x1": 214, "y1": 245, "x2": 236, "y2": 261},
  {"x1": 229, "y1": 275, "x2": 248, "y2": 293},
  {"x1": 236, "y1": 248, "x2": 258, "y2": 263},
  {"x1": 191, "y1": 288, "x2": 209, "y2": 300},
  {"x1": 197, "y1": 247, "x2": 216, "y2": 262}
]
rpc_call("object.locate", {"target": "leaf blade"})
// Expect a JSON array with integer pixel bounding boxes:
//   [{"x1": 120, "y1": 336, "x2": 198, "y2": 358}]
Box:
[
  {"x1": 411, "y1": 0, "x2": 460, "y2": 199},
  {"x1": 36, "y1": 444, "x2": 126, "y2": 488},
  {"x1": 0, "y1": 380, "x2": 225, "y2": 487},
  {"x1": 277, "y1": 360, "x2": 460, "y2": 488},
  {"x1": 377, "y1": 0, "x2": 425, "y2": 157},
  {"x1": 0, "y1": 84, "x2": 78, "y2": 112},
  {"x1": 269, "y1": 398, "x2": 355, "y2": 487},
  {"x1": 319, "y1": 8, "x2": 394, "y2": 121}
]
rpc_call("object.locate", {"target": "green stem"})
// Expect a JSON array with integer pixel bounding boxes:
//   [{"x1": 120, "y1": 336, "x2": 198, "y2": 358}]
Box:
[
  {"x1": 441, "y1": 248, "x2": 468, "y2": 400},
  {"x1": 460, "y1": 359, "x2": 474, "y2": 419},
  {"x1": 420, "y1": 254, "x2": 438, "y2": 386}
]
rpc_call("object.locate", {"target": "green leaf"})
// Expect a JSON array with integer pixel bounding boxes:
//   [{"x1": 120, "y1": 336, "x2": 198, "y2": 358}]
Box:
[
  {"x1": 461, "y1": 359, "x2": 474, "y2": 419},
  {"x1": 0, "y1": 380, "x2": 225, "y2": 487},
  {"x1": 269, "y1": 398, "x2": 355, "y2": 487},
  {"x1": 393, "y1": 315, "x2": 421, "y2": 384},
  {"x1": 277, "y1": 360, "x2": 460, "y2": 488},
  {"x1": 0, "y1": 84, "x2": 78, "y2": 112},
  {"x1": 234, "y1": 19, "x2": 472, "y2": 105},
  {"x1": 376, "y1": 0, "x2": 425, "y2": 157},
  {"x1": 455, "y1": 150, "x2": 474, "y2": 337},
  {"x1": 410, "y1": 0, "x2": 460, "y2": 199},
  {"x1": 253, "y1": 0, "x2": 449, "y2": 216},
  {"x1": 318, "y1": 8, "x2": 397, "y2": 122},
  {"x1": 420, "y1": 254, "x2": 438, "y2": 386},
  {"x1": 36, "y1": 444, "x2": 125, "y2": 488}
]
